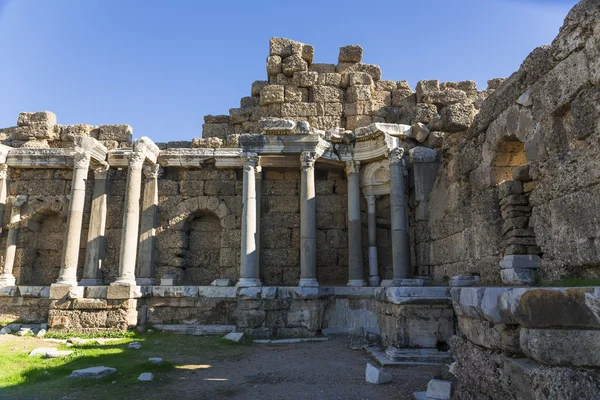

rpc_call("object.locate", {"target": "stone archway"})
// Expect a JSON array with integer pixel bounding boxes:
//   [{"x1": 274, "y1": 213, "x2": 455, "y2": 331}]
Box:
[
  {"x1": 158, "y1": 196, "x2": 238, "y2": 285},
  {"x1": 15, "y1": 196, "x2": 69, "y2": 285}
]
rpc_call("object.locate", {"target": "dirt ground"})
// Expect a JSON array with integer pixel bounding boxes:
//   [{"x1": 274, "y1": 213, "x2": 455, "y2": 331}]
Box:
[{"x1": 162, "y1": 336, "x2": 446, "y2": 400}]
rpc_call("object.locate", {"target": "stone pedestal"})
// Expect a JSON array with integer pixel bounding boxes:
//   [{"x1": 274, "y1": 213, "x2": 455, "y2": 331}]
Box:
[
  {"x1": 389, "y1": 148, "x2": 411, "y2": 285},
  {"x1": 55, "y1": 153, "x2": 91, "y2": 286},
  {"x1": 365, "y1": 195, "x2": 380, "y2": 287},
  {"x1": 80, "y1": 165, "x2": 109, "y2": 286},
  {"x1": 238, "y1": 154, "x2": 261, "y2": 287},
  {"x1": 346, "y1": 160, "x2": 365, "y2": 287},
  {"x1": 0, "y1": 195, "x2": 27, "y2": 286},
  {"x1": 500, "y1": 255, "x2": 541, "y2": 285},
  {"x1": 299, "y1": 152, "x2": 318, "y2": 287},
  {"x1": 136, "y1": 164, "x2": 159, "y2": 285},
  {"x1": 113, "y1": 152, "x2": 145, "y2": 286}
]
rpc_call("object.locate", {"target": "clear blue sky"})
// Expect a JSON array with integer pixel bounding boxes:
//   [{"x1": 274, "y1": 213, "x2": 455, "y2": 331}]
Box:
[{"x1": 0, "y1": 0, "x2": 578, "y2": 142}]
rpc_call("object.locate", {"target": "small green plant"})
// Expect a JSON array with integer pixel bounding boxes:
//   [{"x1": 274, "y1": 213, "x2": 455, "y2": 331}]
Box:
[
  {"x1": 44, "y1": 330, "x2": 139, "y2": 340},
  {"x1": 548, "y1": 277, "x2": 600, "y2": 287}
]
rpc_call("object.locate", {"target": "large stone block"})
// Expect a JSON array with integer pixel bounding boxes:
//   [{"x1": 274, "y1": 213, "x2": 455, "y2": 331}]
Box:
[
  {"x1": 259, "y1": 85, "x2": 285, "y2": 106},
  {"x1": 292, "y1": 71, "x2": 318, "y2": 88},
  {"x1": 310, "y1": 85, "x2": 345, "y2": 103},
  {"x1": 338, "y1": 45, "x2": 363, "y2": 63},
  {"x1": 458, "y1": 316, "x2": 520, "y2": 352},
  {"x1": 520, "y1": 327, "x2": 600, "y2": 367},
  {"x1": 282, "y1": 55, "x2": 308, "y2": 77}
]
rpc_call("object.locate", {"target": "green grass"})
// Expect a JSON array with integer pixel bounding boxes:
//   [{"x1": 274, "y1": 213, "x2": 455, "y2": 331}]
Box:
[
  {"x1": 547, "y1": 277, "x2": 600, "y2": 287},
  {"x1": 0, "y1": 331, "x2": 250, "y2": 400},
  {"x1": 43, "y1": 330, "x2": 139, "y2": 340}
]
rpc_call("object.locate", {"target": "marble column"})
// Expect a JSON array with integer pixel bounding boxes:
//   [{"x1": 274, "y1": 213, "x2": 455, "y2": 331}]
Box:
[
  {"x1": 113, "y1": 151, "x2": 145, "y2": 286},
  {"x1": 0, "y1": 195, "x2": 27, "y2": 286},
  {"x1": 80, "y1": 164, "x2": 109, "y2": 286},
  {"x1": 389, "y1": 147, "x2": 411, "y2": 284},
  {"x1": 238, "y1": 154, "x2": 261, "y2": 287},
  {"x1": 366, "y1": 194, "x2": 380, "y2": 287},
  {"x1": 346, "y1": 160, "x2": 365, "y2": 287},
  {"x1": 299, "y1": 151, "x2": 318, "y2": 287},
  {"x1": 55, "y1": 152, "x2": 91, "y2": 286},
  {"x1": 0, "y1": 165, "x2": 8, "y2": 234},
  {"x1": 136, "y1": 164, "x2": 159, "y2": 285},
  {"x1": 255, "y1": 165, "x2": 262, "y2": 275}
]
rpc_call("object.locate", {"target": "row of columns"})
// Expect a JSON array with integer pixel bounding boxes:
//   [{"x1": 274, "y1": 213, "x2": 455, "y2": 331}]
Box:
[
  {"x1": 0, "y1": 146, "x2": 160, "y2": 288},
  {"x1": 237, "y1": 147, "x2": 411, "y2": 288}
]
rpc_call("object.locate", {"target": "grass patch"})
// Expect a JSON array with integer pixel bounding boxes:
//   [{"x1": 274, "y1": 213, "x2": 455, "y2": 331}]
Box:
[
  {"x1": 0, "y1": 331, "x2": 250, "y2": 400},
  {"x1": 44, "y1": 330, "x2": 139, "y2": 340},
  {"x1": 547, "y1": 277, "x2": 600, "y2": 287}
]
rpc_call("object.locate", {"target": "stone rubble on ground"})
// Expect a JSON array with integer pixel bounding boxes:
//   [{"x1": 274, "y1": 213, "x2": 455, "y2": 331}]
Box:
[
  {"x1": 149, "y1": 357, "x2": 163, "y2": 364},
  {"x1": 29, "y1": 347, "x2": 73, "y2": 358},
  {"x1": 426, "y1": 379, "x2": 453, "y2": 399},
  {"x1": 223, "y1": 332, "x2": 244, "y2": 342},
  {"x1": 365, "y1": 362, "x2": 392, "y2": 384},
  {"x1": 0, "y1": 326, "x2": 10, "y2": 334},
  {"x1": 128, "y1": 342, "x2": 142, "y2": 349},
  {"x1": 70, "y1": 366, "x2": 116, "y2": 379},
  {"x1": 138, "y1": 372, "x2": 154, "y2": 381}
]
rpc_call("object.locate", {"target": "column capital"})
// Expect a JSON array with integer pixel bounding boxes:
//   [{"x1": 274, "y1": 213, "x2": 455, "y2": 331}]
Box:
[
  {"x1": 128, "y1": 151, "x2": 146, "y2": 170},
  {"x1": 388, "y1": 147, "x2": 405, "y2": 164},
  {"x1": 365, "y1": 194, "x2": 377, "y2": 206},
  {"x1": 345, "y1": 160, "x2": 361, "y2": 175},
  {"x1": 300, "y1": 151, "x2": 318, "y2": 170},
  {"x1": 92, "y1": 163, "x2": 110, "y2": 179},
  {"x1": 73, "y1": 152, "x2": 92, "y2": 170},
  {"x1": 241, "y1": 153, "x2": 259, "y2": 168},
  {"x1": 0, "y1": 164, "x2": 8, "y2": 180},
  {"x1": 143, "y1": 163, "x2": 160, "y2": 179}
]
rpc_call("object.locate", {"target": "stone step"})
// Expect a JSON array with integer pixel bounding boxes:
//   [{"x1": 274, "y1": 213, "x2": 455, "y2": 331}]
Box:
[
  {"x1": 152, "y1": 324, "x2": 235, "y2": 335},
  {"x1": 366, "y1": 346, "x2": 452, "y2": 366}
]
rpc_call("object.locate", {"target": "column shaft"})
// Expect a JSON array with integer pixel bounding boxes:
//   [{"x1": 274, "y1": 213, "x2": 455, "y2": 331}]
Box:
[
  {"x1": 366, "y1": 195, "x2": 380, "y2": 287},
  {"x1": 389, "y1": 148, "x2": 411, "y2": 283},
  {"x1": 114, "y1": 152, "x2": 145, "y2": 286},
  {"x1": 0, "y1": 196, "x2": 26, "y2": 286},
  {"x1": 80, "y1": 165, "x2": 109, "y2": 285},
  {"x1": 255, "y1": 166, "x2": 262, "y2": 276},
  {"x1": 299, "y1": 151, "x2": 318, "y2": 287},
  {"x1": 0, "y1": 165, "x2": 8, "y2": 234},
  {"x1": 346, "y1": 161, "x2": 365, "y2": 287},
  {"x1": 136, "y1": 164, "x2": 159, "y2": 285},
  {"x1": 238, "y1": 154, "x2": 260, "y2": 287},
  {"x1": 56, "y1": 153, "x2": 91, "y2": 286}
]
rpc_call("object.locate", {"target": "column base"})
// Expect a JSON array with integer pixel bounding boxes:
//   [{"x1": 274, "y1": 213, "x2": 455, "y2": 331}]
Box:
[
  {"x1": 111, "y1": 278, "x2": 138, "y2": 286},
  {"x1": 236, "y1": 278, "x2": 262, "y2": 288},
  {"x1": 299, "y1": 278, "x2": 319, "y2": 287},
  {"x1": 53, "y1": 279, "x2": 79, "y2": 287},
  {"x1": 368, "y1": 276, "x2": 380, "y2": 287},
  {"x1": 79, "y1": 278, "x2": 103, "y2": 286},
  {"x1": 391, "y1": 278, "x2": 424, "y2": 287},
  {"x1": 347, "y1": 279, "x2": 365, "y2": 287},
  {"x1": 135, "y1": 278, "x2": 155, "y2": 286},
  {"x1": 0, "y1": 274, "x2": 16, "y2": 286}
]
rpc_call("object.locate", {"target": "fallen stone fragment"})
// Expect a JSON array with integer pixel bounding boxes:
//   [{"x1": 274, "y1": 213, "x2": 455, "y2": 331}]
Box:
[
  {"x1": 149, "y1": 357, "x2": 163, "y2": 364},
  {"x1": 128, "y1": 342, "x2": 142, "y2": 350},
  {"x1": 138, "y1": 372, "x2": 154, "y2": 381},
  {"x1": 17, "y1": 328, "x2": 31, "y2": 336},
  {"x1": 223, "y1": 332, "x2": 244, "y2": 343},
  {"x1": 36, "y1": 329, "x2": 47, "y2": 338},
  {"x1": 0, "y1": 327, "x2": 10, "y2": 334},
  {"x1": 365, "y1": 362, "x2": 392, "y2": 384},
  {"x1": 30, "y1": 347, "x2": 58, "y2": 357},
  {"x1": 426, "y1": 379, "x2": 453, "y2": 399},
  {"x1": 270, "y1": 338, "x2": 301, "y2": 344},
  {"x1": 46, "y1": 350, "x2": 73, "y2": 358},
  {"x1": 412, "y1": 392, "x2": 430, "y2": 400},
  {"x1": 70, "y1": 366, "x2": 116, "y2": 379}
]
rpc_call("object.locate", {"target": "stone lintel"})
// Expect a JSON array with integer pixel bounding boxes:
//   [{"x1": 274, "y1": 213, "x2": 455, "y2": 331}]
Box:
[
  {"x1": 0, "y1": 144, "x2": 13, "y2": 163},
  {"x1": 240, "y1": 133, "x2": 328, "y2": 156},
  {"x1": 7, "y1": 148, "x2": 72, "y2": 168},
  {"x1": 321, "y1": 133, "x2": 398, "y2": 163},
  {"x1": 355, "y1": 123, "x2": 412, "y2": 140},
  {"x1": 107, "y1": 148, "x2": 131, "y2": 167},
  {"x1": 73, "y1": 135, "x2": 108, "y2": 163}
]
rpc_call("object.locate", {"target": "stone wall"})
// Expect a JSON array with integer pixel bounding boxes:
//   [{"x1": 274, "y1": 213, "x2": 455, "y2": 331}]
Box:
[
  {"x1": 419, "y1": 0, "x2": 600, "y2": 283},
  {"x1": 451, "y1": 286, "x2": 600, "y2": 399}
]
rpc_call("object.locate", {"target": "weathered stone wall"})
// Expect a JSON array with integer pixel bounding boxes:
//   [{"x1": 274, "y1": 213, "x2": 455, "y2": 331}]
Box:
[
  {"x1": 420, "y1": 0, "x2": 600, "y2": 283},
  {"x1": 451, "y1": 286, "x2": 600, "y2": 399}
]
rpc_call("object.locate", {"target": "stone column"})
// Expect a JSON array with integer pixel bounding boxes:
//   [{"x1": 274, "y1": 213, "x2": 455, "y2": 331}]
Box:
[
  {"x1": 238, "y1": 154, "x2": 261, "y2": 287},
  {"x1": 80, "y1": 164, "x2": 109, "y2": 286},
  {"x1": 389, "y1": 147, "x2": 411, "y2": 284},
  {"x1": 365, "y1": 194, "x2": 380, "y2": 287},
  {"x1": 55, "y1": 152, "x2": 91, "y2": 286},
  {"x1": 0, "y1": 165, "x2": 8, "y2": 234},
  {"x1": 346, "y1": 160, "x2": 365, "y2": 287},
  {"x1": 299, "y1": 151, "x2": 318, "y2": 287},
  {"x1": 255, "y1": 165, "x2": 262, "y2": 274},
  {"x1": 136, "y1": 164, "x2": 159, "y2": 285},
  {"x1": 0, "y1": 195, "x2": 27, "y2": 286},
  {"x1": 113, "y1": 151, "x2": 145, "y2": 286}
]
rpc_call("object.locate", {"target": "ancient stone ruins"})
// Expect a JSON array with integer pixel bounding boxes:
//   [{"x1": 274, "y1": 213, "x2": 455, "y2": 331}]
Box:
[{"x1": 1, "y1": 0, "x2": 600, "y2": 398}]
